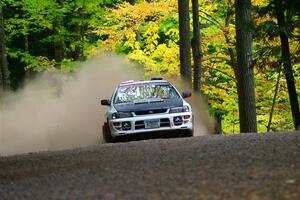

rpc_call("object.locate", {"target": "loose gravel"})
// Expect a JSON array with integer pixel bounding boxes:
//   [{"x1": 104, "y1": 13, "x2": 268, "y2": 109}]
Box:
[{"x1": 1, "y1": 132, "x2": 300, "y2": 200}]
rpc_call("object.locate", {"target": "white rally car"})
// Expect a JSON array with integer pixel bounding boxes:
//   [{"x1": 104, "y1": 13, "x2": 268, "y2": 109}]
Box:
[{"x1": 101, "y1": 78, "x2": 194, "y2": 142}]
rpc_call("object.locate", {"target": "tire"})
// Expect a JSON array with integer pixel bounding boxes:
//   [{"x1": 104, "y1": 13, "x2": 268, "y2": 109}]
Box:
[
  {"x1": 184, "y1": 129, "x2": 193, "y2": 137},
  {"x1": 192, "y1": 115, "x2": 195, "y2": 136},
  {"x1": 102, "y1": 122, "x2": 114, "y2": 143}
]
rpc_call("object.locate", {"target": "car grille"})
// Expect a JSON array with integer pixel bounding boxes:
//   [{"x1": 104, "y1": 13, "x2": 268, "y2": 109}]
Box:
[
  {"x1": 135, "y1": 118, "x2": 170, "y2": 130},
  {"x1": 134, "y1": 109, "x2": 168, "y2": 115}
]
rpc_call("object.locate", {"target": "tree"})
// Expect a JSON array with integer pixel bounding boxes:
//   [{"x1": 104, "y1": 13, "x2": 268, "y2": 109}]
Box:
[
  {"x1": 178, "y1": 0, "x2": 191, "y2": 81},
  {"x1": 0, "y1": 4, "x2": 10, "y2": 95},
  {"x1": 274, "y1": 0, "x2": 300, "y2": 130},
  {"x1": 267, "y1": 66, "x2": 281, "y2": 132},
  {"x1": 191, "y1": 0, "x2": 202, "y2": 91},
  {"x1": 252, "y1": 0, "x2": 299, "y2": 131},
  {"x1": 235, "y1": 0, "x2": 257, "y2": 133},
  {"x1": 53, "y1": 0, "x2": 65, "y2": 68}
]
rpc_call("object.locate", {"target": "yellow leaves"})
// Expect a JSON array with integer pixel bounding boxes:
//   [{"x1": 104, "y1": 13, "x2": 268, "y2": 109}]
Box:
[
  {"x1": 251, "y1": 0, "x2": 268, "y2": 6},
  {"x1": 152, "y1": 43, "x2": 168, "y2": 58},
  {"x1": 25, "y1": 57, "x2": 80, "y2": 73},
  {"x1": 128, "y1": 49, "x2": 148, "y2": 64},
  {"x1": 292, "y1": 27, "x2": 300, "y2": 40},
  {"x1": 84, "y1": 40, "x2": 104, "y2": 58},
  {"x1": 166, "y1": 28, "x2": 178, "y2": 37},
  {"x1": 111, "y1": 1, "x2": 176, "y2": 28},
  {"x1": 25, "y1": 56, "x2": 56, "y2": 72},
  {"x1": 290, "y1": 38, "x2": 300, "y2": 55},
  {"x1": 145, "y1": 22, "x2": 159, "y2": 36},
  {"x1": 60, "y1": 59, "x2": 80, "y2": 73},
  {"x1": 144, "y1": 22, "x2": 160, "y2": 53},
  {"x1": 133, "y1": 41, "x2": 141, "y2": 50},
  {"x1": 151, "y1": 43, "x2": 180, "y2": 75},
  {"x1": 99, "y1": 0, "x2": 180, "y2": 76},
  {"x1": 204, "y1": 3, "x2": 218, "y2": 12},
  {"x1": 128, "y1": 30, "x2": 179, "y2": 75},
  {"x1": 254, "y1": 13, "x2": 277, "y2": 27},
  {"x1": 95, "y1": 0, "x2": 297, "y2": 133},
  {"x1": 99, "y1": 0, "x2": 177, "y2": 54},
  {"x1": 166, "y1": 28, "x2": 179, "y2": 44},
  {"x1": 124, "y1": 30, "x2": 138, "y2": 49}
]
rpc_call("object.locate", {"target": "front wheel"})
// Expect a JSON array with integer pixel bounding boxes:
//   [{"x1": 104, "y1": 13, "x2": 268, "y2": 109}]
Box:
[
  {"x1": 183, "y1": 129, "x2": 193, "y2": 137},
  {"x1": 102, "y1": 122, "x2": 114, "y2": 143},
  {"x1": 192, "y1": 115, "x2": 195, "y2": 136}
]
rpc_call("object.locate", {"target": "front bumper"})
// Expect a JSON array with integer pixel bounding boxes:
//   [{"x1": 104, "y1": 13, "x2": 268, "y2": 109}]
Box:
[{"x1": 108, "y1": 112, "x2": 193, "y2": 138}]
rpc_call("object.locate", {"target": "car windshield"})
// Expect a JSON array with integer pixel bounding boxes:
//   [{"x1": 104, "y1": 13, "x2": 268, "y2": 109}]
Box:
[{"x1": 114, "y1": 83, "x2": 180, "y2": 104}]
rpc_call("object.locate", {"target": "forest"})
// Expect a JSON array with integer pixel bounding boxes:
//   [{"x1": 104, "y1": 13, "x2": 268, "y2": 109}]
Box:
[{"x1": 0, "y1": 0, "x2": 299, "y2": 134}]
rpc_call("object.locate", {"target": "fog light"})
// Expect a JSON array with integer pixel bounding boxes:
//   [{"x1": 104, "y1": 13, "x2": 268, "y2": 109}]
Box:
[
  {"x1": 183, "y1": 115, "x2": 190, "y2": 120},
  {"x1": 113, "y1": 122, "x2": 121, "y2": 127}
]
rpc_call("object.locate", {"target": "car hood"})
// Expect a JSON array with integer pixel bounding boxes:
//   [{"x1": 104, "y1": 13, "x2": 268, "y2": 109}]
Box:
[{"x1": 114, "y1": 99, "x2": 183, "y2": 112}]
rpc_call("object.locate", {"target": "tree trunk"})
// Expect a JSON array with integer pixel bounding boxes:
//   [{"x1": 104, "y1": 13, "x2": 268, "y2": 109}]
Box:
[
  {"x1": 275, "y1": 0, "x2": 300, "y2": 130},
  {"x1": 54, "y1": 0, "x2": 65, "y2": 68},
  {"x1": 191, "y1": 0, "x2": 202, "y2": 91},
  {"x1": 235, "y1": 0, "x2": 257, "y2": 133},
  {"x1": 214, "y1": 113, "x2": 223, "y2": 134},
  {"x1": 178, "y1": 0, "x2": 192, "y2": 81},
  {"x1": 72, "y1": 1, "x2": 86, "y2": 61},
  {"x1": 73, "y1": 23, "x2": 83, "y2": 61},
  {"x1": 53, "y1": 22, "x2": 64, "y2": 66},
  {"x1": 224, "y1": 0, "x2": 239, "y2": 78},
  {"x1": 0, "y1": 5, "x2": 10, "y2": 95},
  {"x1": 267, "y1": 66, "x2": 281, "y2": 132},
  {"x1": 24, "y1": 34, "x2": 28, "y2": 52},
  {"x1": 135, "y1": 28, "x2": 141, "y2": 43}
]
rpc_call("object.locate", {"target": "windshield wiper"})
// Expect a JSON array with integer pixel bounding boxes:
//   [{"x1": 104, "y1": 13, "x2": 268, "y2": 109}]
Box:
[
  {"x1": 133, "y1": 99, "x2": 149, "y2": 104},
  {"x1": 115, "y1": 101, "x2": 133, "y2": 104},
  {"x1": 133, "y1": 98, "x2": 164, "y2": 104},
  {"x1": 149, "y1": 97, "x2": 164, "y2": 103}
]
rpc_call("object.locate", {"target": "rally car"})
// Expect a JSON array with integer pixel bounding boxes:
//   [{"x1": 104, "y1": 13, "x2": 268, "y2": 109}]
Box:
[{"x1": 101, "y1": 78, "x2": 193, "y2": 142}]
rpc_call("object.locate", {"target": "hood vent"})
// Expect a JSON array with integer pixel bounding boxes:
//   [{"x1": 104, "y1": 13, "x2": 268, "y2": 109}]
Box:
[{"x1": 134, "y1": 109, "x2": 168, "y2": 115}]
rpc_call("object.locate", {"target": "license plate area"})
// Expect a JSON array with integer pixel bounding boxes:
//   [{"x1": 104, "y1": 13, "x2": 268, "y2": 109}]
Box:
[{"x1": 145, "y1": 119, "x2": 160, "y2": 129}]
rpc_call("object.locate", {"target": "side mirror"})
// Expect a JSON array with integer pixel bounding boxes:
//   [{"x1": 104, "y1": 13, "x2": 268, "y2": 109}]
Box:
[
  {"x1": 101, "y1": 99, "x2": 111, "y2": 106},
  {"x1": 182, "y1": 91, "x2": 192, "y2": 99}
]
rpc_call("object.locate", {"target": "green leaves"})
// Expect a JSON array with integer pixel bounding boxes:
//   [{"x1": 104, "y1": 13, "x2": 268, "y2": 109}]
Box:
[{"x1": 3, "y1": 0, "x2": 129, "y2": 91}]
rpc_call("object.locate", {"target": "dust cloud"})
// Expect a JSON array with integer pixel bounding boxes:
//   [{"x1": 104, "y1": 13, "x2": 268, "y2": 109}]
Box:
[
  {"x1": 168, "y1": 78, "x2": 215, "y2": 136},
  {"x1": 0, "y1": 54, "x2": 213, "y2": 156},
  {"x1": 0, "y1": 55, "x2": 141, "y2": 156}
]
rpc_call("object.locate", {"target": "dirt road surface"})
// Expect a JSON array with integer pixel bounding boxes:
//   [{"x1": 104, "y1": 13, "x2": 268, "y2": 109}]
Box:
[{"x1": 1, "y1": 132, "x2": 300, "y2": 200}]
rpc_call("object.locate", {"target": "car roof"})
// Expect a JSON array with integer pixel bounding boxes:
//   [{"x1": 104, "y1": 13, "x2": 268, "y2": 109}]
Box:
[{"x1": 119, "y1": 79, "x2": 169, "y2": 87}]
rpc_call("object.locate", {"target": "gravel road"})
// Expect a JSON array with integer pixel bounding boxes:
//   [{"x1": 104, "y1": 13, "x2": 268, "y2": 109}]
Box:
[{"x1": 1, "y1": 132, "x2": 300, "y2": 200}]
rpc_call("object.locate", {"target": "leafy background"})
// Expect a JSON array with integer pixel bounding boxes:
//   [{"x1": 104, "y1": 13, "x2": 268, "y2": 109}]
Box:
[{"x1": 2, "y1": 0, "x2": 299, "y2": 133}]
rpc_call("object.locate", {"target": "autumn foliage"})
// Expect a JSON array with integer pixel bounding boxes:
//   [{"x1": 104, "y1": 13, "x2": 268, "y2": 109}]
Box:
[{"x1": 1, "y1": 0, "x2": 299, "y2": 133}]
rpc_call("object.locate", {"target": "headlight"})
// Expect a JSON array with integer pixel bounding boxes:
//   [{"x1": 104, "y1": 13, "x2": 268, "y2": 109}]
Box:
[
  {"x1": 169, "y1": 106, "x2": 189, "y2": 113},
  {"x1": 112, "y1": 112, "x2": 132, "y2": 119}
]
